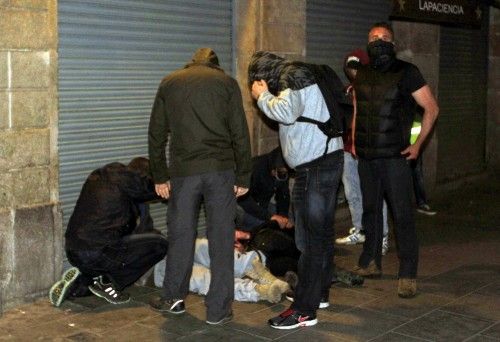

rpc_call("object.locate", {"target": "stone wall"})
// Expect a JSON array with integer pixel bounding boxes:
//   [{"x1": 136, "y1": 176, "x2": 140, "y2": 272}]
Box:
[
  {"x1": 234, "y1": 0, "x2": 306, "y2": 155},
  {"x1": 0, "y1": 0, "x2": 62, "y2": 310},
  {"x1": 487, "y1": 8, "x2": 500, "y2": 172}
]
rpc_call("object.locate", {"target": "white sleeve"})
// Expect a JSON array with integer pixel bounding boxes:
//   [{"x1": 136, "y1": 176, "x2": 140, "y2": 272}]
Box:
[{"x1": 256, "y1": 88, "x2": 304, "y2": 124}]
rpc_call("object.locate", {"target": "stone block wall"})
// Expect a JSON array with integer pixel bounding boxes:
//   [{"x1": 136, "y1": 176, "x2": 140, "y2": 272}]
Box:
[
  {"x1": 487, "y1": 8, "x2": 500, "y2": 172},
  {"x1": 234, "y1": 0, "x2": 306, "y2": 155},
  {"x1": 0, "y1": 0, "x2": 62, "y2": 311}
]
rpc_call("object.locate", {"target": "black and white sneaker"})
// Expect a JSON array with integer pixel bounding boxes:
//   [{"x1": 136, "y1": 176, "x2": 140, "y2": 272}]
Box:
[
  {"x1": 88, "y1": 276, "x2": 130, "y2": 304},
  {"x1": 268, "y1": 308, "x2": 317, "y2": 329},
  {"x1": 285, "y1": 291, "x2": 330, "y2": 309},
  {"x1": 149, "y1": 296, "x2": 185, "y2": 314}
]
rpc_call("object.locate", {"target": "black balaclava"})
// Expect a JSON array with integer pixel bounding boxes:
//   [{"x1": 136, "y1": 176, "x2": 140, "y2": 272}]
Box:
[{"x1": 367, "y1": 40, "x2": 395, "y2": 72}]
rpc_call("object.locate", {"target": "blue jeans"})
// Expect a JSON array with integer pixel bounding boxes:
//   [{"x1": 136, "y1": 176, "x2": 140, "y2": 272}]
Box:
[
  {"x1": 292, "y1": 150, "x2": 343, "y2": 316},
  {"x1": 343, "y1": 152, "x2": 389, "y2": 236}
]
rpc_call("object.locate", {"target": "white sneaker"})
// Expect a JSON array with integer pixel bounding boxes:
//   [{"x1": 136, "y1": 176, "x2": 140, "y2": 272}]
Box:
[
  {"x1": 335, "y1": 228, "x2": 365, "y2": 245},
  {"x1": 382, "y1": 235, "x2": 389, "y2": 255}
]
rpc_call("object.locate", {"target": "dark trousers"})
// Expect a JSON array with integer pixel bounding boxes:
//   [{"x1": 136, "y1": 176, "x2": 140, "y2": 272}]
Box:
[
  {"x1": 291, "y1": 151, "x2": 343, "y2": 317},
  {"x1": 358, "y1": 157, "x2": 418, "y2": 278},
  {"x1": 67, "y1": 233, "x2": 168, "y2": 292},
  {"x1": 410, "y1": 155, "x2": 427, "y2": 207},
  {"x1": 162, "y1": 170, "x2": 236, "y2": 322}
]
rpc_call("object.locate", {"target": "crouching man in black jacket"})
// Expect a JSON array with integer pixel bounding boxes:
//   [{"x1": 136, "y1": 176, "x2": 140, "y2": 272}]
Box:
[{"x1": 49, "y1": 157, "x2": 168, "y2": 307}]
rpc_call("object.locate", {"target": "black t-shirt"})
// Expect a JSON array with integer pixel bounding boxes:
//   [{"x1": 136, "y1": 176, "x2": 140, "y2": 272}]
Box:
[{"x1": 398, "y1": 62, "x2": 427, "y2": 98}]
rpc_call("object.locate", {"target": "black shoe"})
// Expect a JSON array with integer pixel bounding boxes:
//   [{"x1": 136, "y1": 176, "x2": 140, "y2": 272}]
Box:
[
  {"x1": 88, "y1": 276, "x2": 130, "y2": 305},
  {"x1": 149, "y1": 296, "x2": 185, "y2": 314},
  {"x1": 333, "y1": 269, "x2": 365, "y2": 287},
  {"x1": 206, "y1": 311, "x2": 233, "y2": 325},
  {"x1": 285, "y1": 291, "x2": 329, "y2": 309},
  {"x1": 268, "y1": 308, "x2": 317, "y2": 329}
]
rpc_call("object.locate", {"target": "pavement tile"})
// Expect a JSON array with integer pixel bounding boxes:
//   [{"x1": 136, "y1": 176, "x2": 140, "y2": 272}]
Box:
[
  {"x1": 466, "y1": 335, "x2": 500, "y2": 342},
  {"x1": 419, "y1": 265, "x2": 499, "y2": 299},
  {"x1": 369, "y1": 331, "x2": 431, "y2": 341},
  {"x1": 480, "y1": 322, "x2": 500, "y2": 340},
  {"x1": 314, "y1": 307, "x2": 407, "y2": 341},
  {"x1": 394, "y1": 309, "x2": 493, "y2": 341},
  {"x1": 360, "y1": 292, "x2": 453, "y2": 319},
  {"x1": 476, "y1": 282, "x2": 500, "y2": 296},
  {"x1": 322, "y1": 287, "x2": 380, "y2": 315},
  {"x1": 225, "y1": 302, "x2": 294, "y2": 340},
  {"x1": 0, "y1": 299, "x2": 81, "y2": 330},
  {"x1": 176, "y1": 325, "x2": 266, "y2": 341},
  {"x1": 275, "y1": 328, "x2": 353, "y2": 342},
  {"x1": 61, "y1": 301, "x2": 159, "y2": 336},
  {"x1": 64, "y1": 331, "x2": 102, "y2": 341},
  {"x1": 103, "y1": 322, "x2": 176, "y2": 341},
  {"x1": 442, "y1": 292, "x2": 500, "y2": 321}
]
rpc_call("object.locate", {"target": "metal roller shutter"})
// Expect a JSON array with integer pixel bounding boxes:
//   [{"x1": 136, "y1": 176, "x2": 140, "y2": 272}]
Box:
[
  {"x1": 306, "y1": 0, "x2": 391, "y2": 78},
  {"x1": 58, "y1": 0, "x2": 233, "y2": 237},
  {"x1": 437, "y1": 17, "x2": 488, "y2": 182}
]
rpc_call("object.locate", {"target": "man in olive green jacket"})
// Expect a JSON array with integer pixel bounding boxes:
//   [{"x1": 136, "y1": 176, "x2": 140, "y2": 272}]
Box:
[{"x1": 148, "y1": 48, "x2": 252, "y2": 325}]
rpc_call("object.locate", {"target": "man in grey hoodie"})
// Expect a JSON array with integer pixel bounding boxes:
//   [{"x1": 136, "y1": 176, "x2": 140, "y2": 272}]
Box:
[{"x1": 249, "y1": 51, "x2": 344, "y2": 329}]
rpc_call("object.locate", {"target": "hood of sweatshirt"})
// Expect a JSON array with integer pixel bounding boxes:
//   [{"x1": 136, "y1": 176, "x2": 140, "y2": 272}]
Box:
[{"x1": 248, "y1": 51, "x2": 316, "y2": 95}]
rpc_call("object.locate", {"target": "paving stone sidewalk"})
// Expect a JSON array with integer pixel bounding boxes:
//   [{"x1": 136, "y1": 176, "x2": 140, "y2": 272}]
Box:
[{"x1": 0, "y1": 175, "x2": 498, "y2": 341}]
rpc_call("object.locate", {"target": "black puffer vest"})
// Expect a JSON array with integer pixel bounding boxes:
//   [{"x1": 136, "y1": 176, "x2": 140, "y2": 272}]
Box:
[{"x1": 354, "y1": 60, "x2": 414, "y2": 159}]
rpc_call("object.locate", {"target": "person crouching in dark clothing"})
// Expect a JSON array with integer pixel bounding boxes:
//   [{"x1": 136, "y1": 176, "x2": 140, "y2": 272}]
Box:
[
  {"x1": 49, "y1": 157, "x2": 168, "y2": 307},
  {"x1": 237, "y1": 146, "x2": 291, "y2": 232}
]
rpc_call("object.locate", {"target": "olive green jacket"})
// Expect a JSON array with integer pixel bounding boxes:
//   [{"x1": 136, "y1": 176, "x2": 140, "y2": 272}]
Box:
[{"x1": 148, "y1": 63, "x2": 252, "y2": 188}]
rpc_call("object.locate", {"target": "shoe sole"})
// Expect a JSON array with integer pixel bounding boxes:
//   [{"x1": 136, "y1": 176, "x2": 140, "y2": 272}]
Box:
[
  {"x1": 416, "y1": 209, "x2": 436, "y2": 216},
  {"x1": 286, "y1": 296, "x2": 329, "y2": 309},
  {"x1": 49, "y1": 267, "x2": 81, "y2": 307},
  {"x1": 269, "y1": 318, "x2": 318, "y2": 330},
  {"x1": 206, "y1": 313, "x2": 233, "y2": 325},
  {"x1": 335, "y1": 240, "x2": 365, "y2": 245},
  {"x1": 88, "y1": 286, "x2": 130, "y2": 305}
]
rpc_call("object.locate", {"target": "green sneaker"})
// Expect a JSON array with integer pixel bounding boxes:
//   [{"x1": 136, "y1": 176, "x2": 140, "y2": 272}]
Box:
[{"x1": 49, "y1": 267, "x2": 80, "y2": 307}]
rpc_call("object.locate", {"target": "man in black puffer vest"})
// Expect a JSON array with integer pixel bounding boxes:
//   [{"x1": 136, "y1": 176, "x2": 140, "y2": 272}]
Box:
[{"x1": 351, "y1": 22, "x2": 439, "y2": 298}]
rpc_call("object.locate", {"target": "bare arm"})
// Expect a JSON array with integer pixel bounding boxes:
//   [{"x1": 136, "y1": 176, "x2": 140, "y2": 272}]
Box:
[{"x1": 401, "y1": 85, "x2": 439, "y2": 159}]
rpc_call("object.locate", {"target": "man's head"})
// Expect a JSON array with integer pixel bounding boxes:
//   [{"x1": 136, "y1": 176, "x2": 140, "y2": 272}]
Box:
[
  {"x1": 368, "y1": 22, "x2": 394, "y2": 43},
  {"x1": 127, "y1": 157, "x2": 150, "y2": 178},
  {"x1": 343, "y1": 49, "x2": 369, "y2": 82},
  {"x1": 190, "y1": 47, "x2": 220, "y2": 67},
  {"x1": 366, "y1": 22, "x2": 396, "y2": 71}
]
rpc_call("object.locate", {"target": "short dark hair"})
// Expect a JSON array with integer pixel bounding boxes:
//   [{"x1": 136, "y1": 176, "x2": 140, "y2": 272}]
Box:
[{"x1": 370, "y1": 22, "x2": 394, "y2": 38}]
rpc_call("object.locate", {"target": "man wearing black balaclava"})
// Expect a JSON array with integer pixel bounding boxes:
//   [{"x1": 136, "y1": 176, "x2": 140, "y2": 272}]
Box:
[
  {"x1": 351, "y1": 22, "x2": 439, "y2": 298},
  {"x1": 148, "y1": 48, "x2": 252, "y2": 325}
]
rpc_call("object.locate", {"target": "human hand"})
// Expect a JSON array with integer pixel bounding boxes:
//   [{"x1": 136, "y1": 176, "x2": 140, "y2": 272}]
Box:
[
  {"x1": 234, "y1": 186, "x2": 249, "y2": 197},
  {"x1": 251, "y1": 80, "x2": 268, "y2": 100},
  {"x1": 271, "y1": 214, "x2": 288, "y2": 229},
  {"x1": 234, "y1": 230, "x2": 251, "y2": 252},
  {"x1": 155, "y1": 182, "x2": 171, "y2": 199},
  {"x1": 401, "y1": 144, "x2": 420, "y2": 160}
]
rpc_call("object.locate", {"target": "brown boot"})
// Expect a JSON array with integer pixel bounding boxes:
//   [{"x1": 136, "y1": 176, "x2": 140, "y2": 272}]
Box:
[
  {"x1": 352, "y1": 261, "x2": 382, "y2": 278},
  {"x1": 255, "y1": 282, "x2": 283, "y2": 303},
  {"x1": 398, "y1": 278, "x2": 417, "y2": 298}
]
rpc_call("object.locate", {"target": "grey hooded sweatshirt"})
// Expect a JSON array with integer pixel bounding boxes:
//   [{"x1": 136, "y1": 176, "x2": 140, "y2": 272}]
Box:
[{"x1": 248, "y1": 51, "x2": 343, "y2": 168}]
